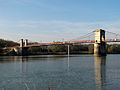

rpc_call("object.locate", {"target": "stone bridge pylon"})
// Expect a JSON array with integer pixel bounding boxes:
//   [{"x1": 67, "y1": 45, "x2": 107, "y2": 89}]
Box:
[{"x1": 94, "y1": 29, "x2": 106, "y2": 56}]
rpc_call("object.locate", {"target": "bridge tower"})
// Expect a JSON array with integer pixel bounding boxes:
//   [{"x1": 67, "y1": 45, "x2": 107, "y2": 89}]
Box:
[
  {"x1": 19, "y1": 39, "x2": 29, "y2": 56},
  {"x1": 25, "y1": 39, "x2": 28, "y2": 47},
  {"x1": 94, "y1": 29, "x2": 106, "y2": 56},
  {"x1": 20, "y1": 39, "x2": 24, "y2": 47}
]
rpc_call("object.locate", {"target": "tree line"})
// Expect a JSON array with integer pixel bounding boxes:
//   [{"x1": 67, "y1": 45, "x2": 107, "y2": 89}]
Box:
[
  {"x1": 28, "y1": 44, "x2": 91, "y2": 55},
  {"x1": 0, "y1": 39, "x2": 120, "y2": 55},
  {"x1": 27, "y1": 44, "x2": 120, "y2": 55},
  {"x1": 0, "y1": 39, "x2": 18, "y2": 48}
]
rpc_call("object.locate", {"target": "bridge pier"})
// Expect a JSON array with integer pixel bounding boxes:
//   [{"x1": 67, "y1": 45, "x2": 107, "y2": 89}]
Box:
[{"x1": 94, "y1": 29, "x2": 106, "y2": 56}]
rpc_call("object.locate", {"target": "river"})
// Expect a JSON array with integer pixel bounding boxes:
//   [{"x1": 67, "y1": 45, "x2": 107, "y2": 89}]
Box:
[{"x1": 0, "y1": 55, "x2": 120, "y2": 90}]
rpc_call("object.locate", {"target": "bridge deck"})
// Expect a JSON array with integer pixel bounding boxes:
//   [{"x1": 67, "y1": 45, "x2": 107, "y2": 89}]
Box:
[{"x1": 7, "y1": 39, "x2": 120, "y2": 48}]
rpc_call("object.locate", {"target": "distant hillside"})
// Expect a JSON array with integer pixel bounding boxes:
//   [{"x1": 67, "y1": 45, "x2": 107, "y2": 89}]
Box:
[{"x1": 0, "y1": 39, "x2": 19, "y2": 48}]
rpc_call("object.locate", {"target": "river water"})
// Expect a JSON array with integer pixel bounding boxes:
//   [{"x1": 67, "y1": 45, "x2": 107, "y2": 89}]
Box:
[{"x1": 0, "y1": 55, "x2": 120, "y2": 90}]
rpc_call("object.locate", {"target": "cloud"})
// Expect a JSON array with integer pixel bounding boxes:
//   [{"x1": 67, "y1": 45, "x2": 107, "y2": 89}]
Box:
[{"x1": 0, "y1": 20, "x2": 120, "y2": 42}]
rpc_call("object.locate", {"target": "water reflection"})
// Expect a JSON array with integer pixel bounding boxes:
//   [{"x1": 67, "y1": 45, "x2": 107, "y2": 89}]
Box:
[
  {"x1": 1, "y1": 55, "x2": 120, "y2": 90},
  {"x1": 67, "y1": 56, "x2": 70, "y2": 71},
  {"x1": 94, "y1": 56, "x2": 106, "y2": 90},
  {"x1": 19, "y1": 57, "x2": 28, "y2": 73}
]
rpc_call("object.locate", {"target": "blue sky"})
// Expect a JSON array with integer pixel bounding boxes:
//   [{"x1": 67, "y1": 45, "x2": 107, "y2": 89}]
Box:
[{"x1": 0, "y1": 0, "x2": 120, "y2": 42}]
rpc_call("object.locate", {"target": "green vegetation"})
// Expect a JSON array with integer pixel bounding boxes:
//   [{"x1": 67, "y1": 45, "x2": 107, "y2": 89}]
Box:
[
  {"x1": 107, "y1": 44, "x2": 120, "y2": 54},
  {"x1": 1, "y1": 39, "x2": 120, "y2": 55},
  {"x1": 88, "y1": 44, "x2": 94, "y2": 54},
  {"x1": 0, "y1": 39, "x2": 19, "y2": 48},
  {"x1": 0, "y1": 39, "x2": 18, "y2": 55},
  {"x1": 27, "y1": 44, "x2": 89, "y2": 55},
  {"x1": 27, "y1": 44, "x2": 120, "y2": 55}
]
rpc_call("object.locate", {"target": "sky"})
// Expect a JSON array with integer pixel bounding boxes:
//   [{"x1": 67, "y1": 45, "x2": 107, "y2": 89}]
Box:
[{"x1": 0, "y1": 0, "x2": 120, "y2": 42}]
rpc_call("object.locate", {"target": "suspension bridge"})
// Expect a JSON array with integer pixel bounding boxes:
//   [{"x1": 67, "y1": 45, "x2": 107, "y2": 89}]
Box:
[{"x1": 8, "y1": 29, "x2": 120, "y2": 56}]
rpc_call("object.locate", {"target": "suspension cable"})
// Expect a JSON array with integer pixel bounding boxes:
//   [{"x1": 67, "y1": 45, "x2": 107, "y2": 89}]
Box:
[
  {"x1": 106, "y1": 31, "x2": 120, "y2": 37},
  {"x1": 71, "y1": 31, "x2": 94, "y2": 41}
]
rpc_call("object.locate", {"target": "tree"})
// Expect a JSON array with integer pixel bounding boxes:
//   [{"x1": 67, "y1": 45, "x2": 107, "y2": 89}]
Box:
[
  {"x1": 89, "y1": 44, "x2": 94, "y2": 53},
  {"x1": 51, "y1": 45, "x2": 66, "y2": 53}
]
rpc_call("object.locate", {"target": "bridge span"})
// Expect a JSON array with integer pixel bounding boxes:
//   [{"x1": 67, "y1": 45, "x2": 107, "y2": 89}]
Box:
[
  {"x1": 10, "y1": 39, "x2": 120, "y2": 48},
  {"x1": 8, "y1": 29, "x2": 120, "y2": 56},
  {"x1": 23, "y1": 39, "x2": 120, "y2": 47}
]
